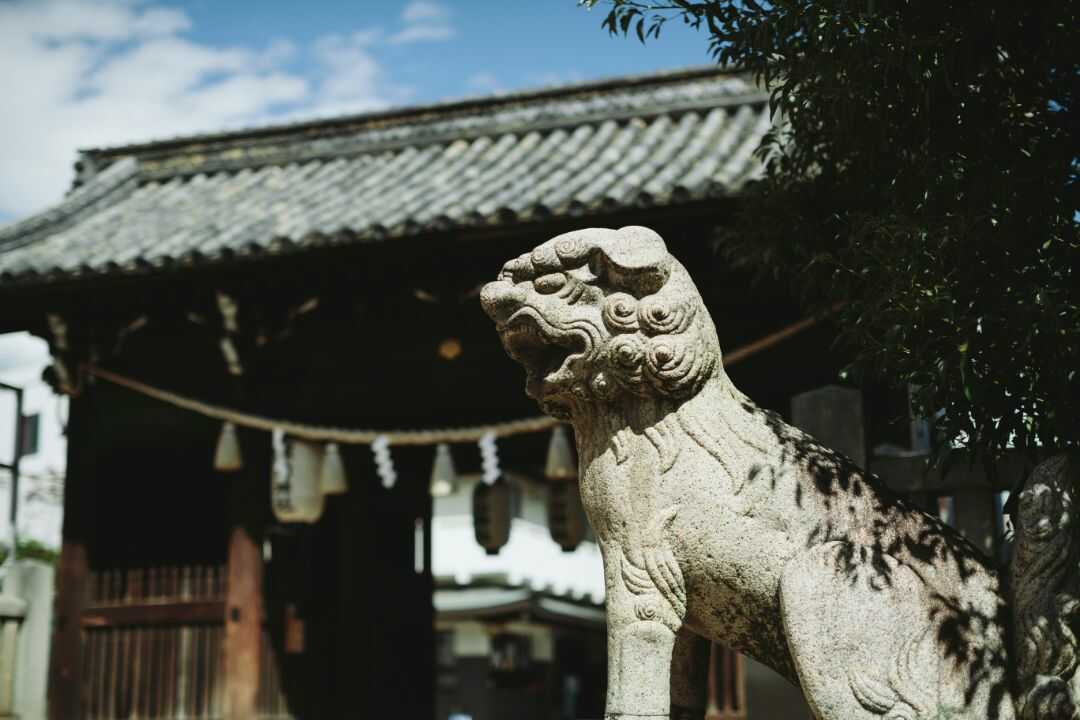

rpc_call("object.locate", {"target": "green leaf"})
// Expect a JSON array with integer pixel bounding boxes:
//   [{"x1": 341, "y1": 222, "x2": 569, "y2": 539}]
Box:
[{"x1": 586, "y1": 0, "x2": 1080, "y2": 458}]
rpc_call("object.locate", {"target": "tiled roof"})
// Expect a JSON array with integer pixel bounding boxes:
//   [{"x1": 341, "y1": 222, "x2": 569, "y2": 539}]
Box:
[{"x1": 0, "y1": 67, "x2": 770, "y2": 284}]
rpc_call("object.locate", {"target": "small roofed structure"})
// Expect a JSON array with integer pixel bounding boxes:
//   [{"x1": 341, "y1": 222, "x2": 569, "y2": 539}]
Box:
[{"x1": 0, "y1": 67, "x2": 837, "y2": 720}]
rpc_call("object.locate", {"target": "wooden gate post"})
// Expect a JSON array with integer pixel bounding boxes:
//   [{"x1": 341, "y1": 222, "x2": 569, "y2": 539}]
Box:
[
  {"x1": 223, "y1": 429, "x2": 267, "y2": 720},
  {"x1": 48, "y1": 387, "x2": 96, "y2": 720}
]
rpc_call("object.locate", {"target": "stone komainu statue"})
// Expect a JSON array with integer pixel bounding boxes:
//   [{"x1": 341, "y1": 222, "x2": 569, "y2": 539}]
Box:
[
  {"x1": 481, "y1": 226, "x2": 1066, "y2": 719},
  {"x1": 1011, "y1": 454, "x2": 1080, "y2": 719}
]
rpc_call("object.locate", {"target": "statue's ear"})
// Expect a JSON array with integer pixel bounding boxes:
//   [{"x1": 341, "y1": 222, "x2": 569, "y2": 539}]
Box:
[{"x1": 590, "y1": 226, "x2": 671, "y2": 297}]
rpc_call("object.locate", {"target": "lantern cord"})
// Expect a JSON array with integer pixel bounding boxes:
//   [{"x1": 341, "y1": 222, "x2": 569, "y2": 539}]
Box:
[{"x1": 88, "y1": 365, "x2": 559, "y2": 445}]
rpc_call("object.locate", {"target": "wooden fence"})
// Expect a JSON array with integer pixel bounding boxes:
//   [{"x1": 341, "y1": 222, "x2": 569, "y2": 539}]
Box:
[{"x1": 80, "y1": 565, "x2": 290, "y2": 720}]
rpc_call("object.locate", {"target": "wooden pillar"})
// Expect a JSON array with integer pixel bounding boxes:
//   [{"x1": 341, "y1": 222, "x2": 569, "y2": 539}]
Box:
[
  {"x1": 223, "y1": 429, "x2": 267, "y2": 720},
  {"x1": 705, "y1": 644, "x2": 746, "y2": 720},
  {"x1": 335, "y1": 444, "x2": 372, "y2": 718},
  {"x1": 48, "y1": 387, "x2": 95, "y2": 720},
  {"x1": 337, "y1": 446, "x2": 434, "y2": 718},
  {"x1": 705, "y1": 642, "x2": 720, "y2": 719}
]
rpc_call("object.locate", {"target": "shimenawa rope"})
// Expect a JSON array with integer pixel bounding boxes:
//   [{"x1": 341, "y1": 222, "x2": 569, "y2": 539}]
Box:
[{"x1": 89, "y1": 366, "x2": 558, "y2": 446}]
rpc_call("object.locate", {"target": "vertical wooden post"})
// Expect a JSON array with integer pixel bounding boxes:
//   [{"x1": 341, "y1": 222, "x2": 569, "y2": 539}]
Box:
[
  {"x1": 337, "y1": 446, "x2": 434, "y2": 718},
  {"x1": 704, "y1": 642, "x2": 721, "y2": 719},
  {"x1": 705, "y1": 644, "x2": 748, "y2": 720},
  {"x1": 223, "y1": 429, "x2": 266, "y2": 720},
  {"x1": 729, "y1": 649, "x2": 746, "y2": 718},
  {"x1": 335, "y1": 444, "x2": 370, "y2": 718},
  {"x1": 48, "y1": 387, "x2": 95, "y2": 720}
]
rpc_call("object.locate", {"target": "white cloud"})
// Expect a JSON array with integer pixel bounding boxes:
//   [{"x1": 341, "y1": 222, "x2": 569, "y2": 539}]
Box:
[
  {"x1": 310, "y1": 33, "x2": 389, "y2": 116},
  {"x1": 468, "y1": 72, "x2": 502, "y2": 94},
  {"x1": 130, "y1": 7, "x2": 192, "y2": 37},
  {"x1": 0, "y1": 0, "x2": 402, "y2": 220},
  {"x1": 5, "y1": 0, "x2": 188, "y2": 42},
  {"x1": 255, "y1": 38, "x2": 299, "y2": 69},
  {"x1": 530, "y1": 70, "x2": 586, "y2": 87},
  {"x1": 388, "y1": 24, "x2": 454, "y2": 44},
  {"x1": 389, "y1": 0, "x2": 454, "y2": 44},
  {"x1": 402, "y1": 1, "x2": 448, "y2": 24}
]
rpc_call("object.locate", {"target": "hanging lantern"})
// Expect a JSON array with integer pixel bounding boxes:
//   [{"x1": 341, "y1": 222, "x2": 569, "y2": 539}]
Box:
[
  {"x1": 473, "y1": 476, "x2": 511, "y2": 555},
  {"x1": 271, "y1": 431, "x2": 325, "y2": 524},
  {"x1": 213, "y1": 421, "x2": 243, "y2": 472},
  {"x1": 270, "y1": 433, "x2": 290, "y2": 519},
  {"x1": 320, "y1": 443, "x2": 348, "y2": 495},
  {"x1": 548, "y1": 480, "x2": 587, "y2": 552},
  {"x1": 430, "y1": 443, "x2": 456, "y2": 497},
  {"x1": 544, "y1": 425, "x2": 576, "y2": 481}
]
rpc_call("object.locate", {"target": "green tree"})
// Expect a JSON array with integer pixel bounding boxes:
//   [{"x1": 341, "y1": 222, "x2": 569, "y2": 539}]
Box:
[
  {"x1": 0, "y1": 538, "x2": 60, "y2": 566},
  {"x1": 588, "y1": 1, "x2": 1079, "y2": 463}
]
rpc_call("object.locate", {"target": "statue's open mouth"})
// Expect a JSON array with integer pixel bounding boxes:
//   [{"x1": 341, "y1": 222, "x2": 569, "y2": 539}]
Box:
[{"x1": 499, "y1": 307, "x2": 588, "y2": 400}]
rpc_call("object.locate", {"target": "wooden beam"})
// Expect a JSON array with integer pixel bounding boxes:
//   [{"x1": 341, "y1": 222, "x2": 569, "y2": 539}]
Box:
[
  {"x1": 723, "y1": 305, "x2": 841, "y2": 368},
  {"x1": 48, "y1": 386, "x2": 96, "y2": 720},
  {"x1": 81, "y1": 600, "x2": 226, "y2": 627}
]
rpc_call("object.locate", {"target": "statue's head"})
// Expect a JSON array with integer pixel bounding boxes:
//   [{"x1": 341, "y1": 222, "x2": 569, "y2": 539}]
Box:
[
  {"x1": 1017, "y1": 455, "x2": 1076, "y2": 543},
  {"x1": 481, "y1": 226, "x2": 720, "y2": 422}
]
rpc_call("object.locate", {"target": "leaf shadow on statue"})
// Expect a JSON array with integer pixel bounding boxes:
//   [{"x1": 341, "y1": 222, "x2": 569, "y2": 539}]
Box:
[{"x1": 741, "y1": 398, "x2": 1016, "y2": 716}]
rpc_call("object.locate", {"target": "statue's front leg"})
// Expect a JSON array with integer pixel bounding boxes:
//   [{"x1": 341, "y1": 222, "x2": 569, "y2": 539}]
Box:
[
  {"x1": 604, "y1": 543, "x2": 689, "y2": 719},
  {"x1": 605, "y1": 608, "x2": 678, "y2": 719},
  {"x1": 605, "y1": 619, "x2": 705, "y2": 720}
]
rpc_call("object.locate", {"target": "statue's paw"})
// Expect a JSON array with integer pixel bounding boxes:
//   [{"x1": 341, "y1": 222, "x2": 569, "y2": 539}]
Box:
[{"x1": 1023, "y1": 676, "x2": 1078, "y2": 720}]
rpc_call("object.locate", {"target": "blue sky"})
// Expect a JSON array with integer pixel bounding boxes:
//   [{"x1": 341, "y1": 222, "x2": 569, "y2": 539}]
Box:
[
  {"x1": 185, "y1": 1, "x2": 712, "y2": 100},
  {"x1": 0, "y1": 0, "x2": 715, "y2": 224}
]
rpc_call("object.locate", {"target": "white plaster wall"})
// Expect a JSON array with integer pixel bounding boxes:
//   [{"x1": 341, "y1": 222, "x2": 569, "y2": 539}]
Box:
[
  {"x1": 0, "y1": 333, "x2": 65, "y2": 550},
  {"x1": 433, "y1": 474, "x2": 604, "y2": 602}
]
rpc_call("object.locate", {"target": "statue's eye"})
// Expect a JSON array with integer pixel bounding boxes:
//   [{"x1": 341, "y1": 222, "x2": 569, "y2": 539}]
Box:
[{"x1": 534, "y1": 273, "x2": 566, "y2": 294}]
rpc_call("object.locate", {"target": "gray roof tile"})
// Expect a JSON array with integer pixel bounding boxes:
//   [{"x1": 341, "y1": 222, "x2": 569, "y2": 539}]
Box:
[{"x1": 0, "y1": 67, "x2": 770, "y2": 284}]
